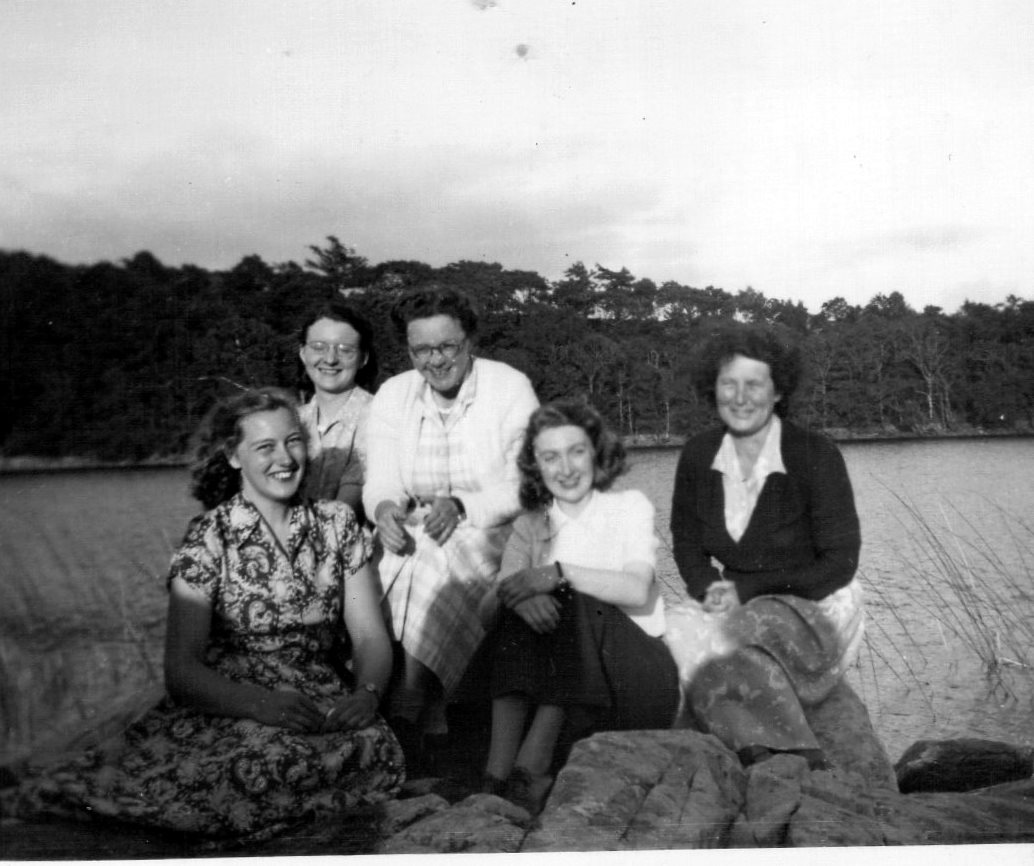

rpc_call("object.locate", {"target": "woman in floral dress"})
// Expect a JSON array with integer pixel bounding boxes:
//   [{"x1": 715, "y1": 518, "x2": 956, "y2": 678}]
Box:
[{"x1": 10, "y1": 388, "x2": 403, "y2": 840}]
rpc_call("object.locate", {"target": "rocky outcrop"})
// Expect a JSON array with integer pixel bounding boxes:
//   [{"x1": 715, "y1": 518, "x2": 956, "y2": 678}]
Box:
[
  {"x1": 5, "y1": 681, "x2": 1034, "y2": 855},
  {"x1": 895, "y1": 738, "x2": 1034, "y2": 793},
  {"x1": 375, "y1": 732, "x2": 1034, "y2": 851},
  {"x1": 375, "y1": 682, "x2": 1034, "y2": 850}
]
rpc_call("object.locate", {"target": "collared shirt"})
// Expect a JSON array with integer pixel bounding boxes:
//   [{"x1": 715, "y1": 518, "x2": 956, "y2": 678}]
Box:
[
  {"x1": 545, "y1": 489, "x2": 666, "y2": 637},
  {"x1": 168, "y1": 494, "x2": 372, "y2": 667},
  {"x1": 298, "y1": 387, "x2": 372, "y2": 501},
  {"x1": 712, "y1": 415, "x2": 786, "y2": 542}
]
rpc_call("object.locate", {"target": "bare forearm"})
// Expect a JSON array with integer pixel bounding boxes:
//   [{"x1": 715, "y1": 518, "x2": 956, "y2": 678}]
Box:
[
  {"x1": 561, "y1": 561, "x2": 653, "y2": 607},
  {"x1": 348, "y1": 632, "x2": 393, "y2": 696},
  {"x1": 165, "y1": 658, "x2": 271, "y2": 720}
]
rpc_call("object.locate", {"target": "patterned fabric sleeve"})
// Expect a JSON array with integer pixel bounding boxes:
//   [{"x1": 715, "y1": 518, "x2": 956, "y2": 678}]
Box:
[{"x1": 166, "y1": 512, "x2": 224, "y2": 602}]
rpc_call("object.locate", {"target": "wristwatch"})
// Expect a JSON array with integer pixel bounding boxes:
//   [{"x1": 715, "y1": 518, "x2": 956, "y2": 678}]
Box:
[{"x1": 361, "y1": 682, "x2": 381, "y2": 701}]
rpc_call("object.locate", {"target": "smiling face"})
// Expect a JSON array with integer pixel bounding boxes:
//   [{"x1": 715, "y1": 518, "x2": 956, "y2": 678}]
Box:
[
  {"x1": 715, "y1": 353, "x2": 781, "y2": 440},
  {"x1": 299, "y1": 317, "x2": 365, "y2": 396},
  {"x1": 533, "y1": 424, "x2": 596, "y2": 515},
  {"x1": 228, "y1": 407, "x2": 306, "y2": 509},
  {"x1": 406, "y1": 314, "x2": 471, "y2": 399}
]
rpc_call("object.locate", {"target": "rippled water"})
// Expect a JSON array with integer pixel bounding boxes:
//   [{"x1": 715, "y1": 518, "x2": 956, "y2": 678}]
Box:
[
  {"x1": 1, "y1": 439, "x2": 1032, "y2": 766},
  {"x1": 626, "y1": 437, "x2": 1034, "y2": 761}
]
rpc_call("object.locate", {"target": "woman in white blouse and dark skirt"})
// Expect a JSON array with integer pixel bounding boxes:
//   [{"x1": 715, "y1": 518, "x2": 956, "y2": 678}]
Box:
[{"x1": 479, "y1": 399, "x2": 679, "y2": 813}]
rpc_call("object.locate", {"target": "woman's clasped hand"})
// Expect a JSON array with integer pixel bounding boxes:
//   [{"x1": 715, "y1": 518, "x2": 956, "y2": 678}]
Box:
[{"x1": 497, "y1": 563, "x2": 562, "y2": 607}]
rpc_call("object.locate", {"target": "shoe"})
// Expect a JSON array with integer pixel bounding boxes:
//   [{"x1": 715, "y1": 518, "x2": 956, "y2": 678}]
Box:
[
  {"x1": 480, "y1": 773, "x2": 509, "y2": 797},
  {"x1": 505, "y1": 766, "x2": 553, "y2": 815},
  {"x1": 389, "y1": 716, "x2": 428, "y2": 778}
]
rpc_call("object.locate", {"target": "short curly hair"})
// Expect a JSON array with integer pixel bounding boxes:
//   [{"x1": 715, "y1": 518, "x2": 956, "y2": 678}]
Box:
[
  {"x1": 189, "y1": 387, "x2": 303, "y2": 510},
  {"x1": 517, "y1": 398, "x2": 627, "y2": 511},
  {"x1": 692, "y1": 323, "x2": 802, "y2": 418},
  {"x1": 389, "y1": 283, "x2": 479, "y2": 341}
]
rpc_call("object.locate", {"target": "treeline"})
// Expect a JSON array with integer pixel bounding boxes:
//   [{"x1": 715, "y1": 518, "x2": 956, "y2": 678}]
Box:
[{"x1": 2, "y1": 237, "x2": 1033, "y2": 461}]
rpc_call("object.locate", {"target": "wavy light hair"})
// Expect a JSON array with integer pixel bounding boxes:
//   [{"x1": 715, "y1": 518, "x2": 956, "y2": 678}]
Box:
[{"x1": 189, "y1": 387, "x2": 303, "y2": 510}]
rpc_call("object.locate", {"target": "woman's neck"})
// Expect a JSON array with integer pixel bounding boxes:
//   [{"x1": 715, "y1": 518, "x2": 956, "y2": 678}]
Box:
[
  {"x1": 730, "y1": 419, "x2": 774, "y2": 476},
  {"x1": 554, "y1": 489, "x2": 594, "y2": 520},
  {"x1": 314, "y1": 386, "x2": 355, "y2": 415}
]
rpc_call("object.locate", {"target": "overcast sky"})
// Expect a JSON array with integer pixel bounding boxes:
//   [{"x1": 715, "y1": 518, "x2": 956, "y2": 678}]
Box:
[{"x1": 3, "y1": 0, "x2": 1033, "y2": 313}]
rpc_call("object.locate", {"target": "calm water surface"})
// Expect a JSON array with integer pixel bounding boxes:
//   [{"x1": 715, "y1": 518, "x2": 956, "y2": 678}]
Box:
[{"x1": 1, "y1": 438, "x2": 1032, "y2": 765}]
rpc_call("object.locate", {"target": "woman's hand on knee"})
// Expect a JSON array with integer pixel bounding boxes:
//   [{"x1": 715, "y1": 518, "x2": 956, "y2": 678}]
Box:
[
  {"x1": 499, "y1": 565, "x2": 561, "y2": 608},
  {"x1": 323, "y1": 690, "x2": 379, "y2": 732},
  {"x1": 254, "y1": 689, "x2": 324, "y2": 732},
  {"x1": 514, "y1": 595, "x2": 561, "y2": 634},
  {"x1": 375, "y1": 501, "x2": 411, "y2": 554},
  {"x1": 702, "y1": 580, "x2": 740, "y2": 614},
  {"x1": 424, "y1": 496, "x2": 462, "y2": 545}
]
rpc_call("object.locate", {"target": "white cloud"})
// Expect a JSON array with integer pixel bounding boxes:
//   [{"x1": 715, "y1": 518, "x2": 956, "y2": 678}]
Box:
[{"x1": 2, "y1": 1, "x2": 1033, "y2": 311}]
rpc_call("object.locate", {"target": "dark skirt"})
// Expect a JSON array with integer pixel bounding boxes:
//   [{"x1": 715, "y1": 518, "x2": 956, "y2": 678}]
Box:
[{"x1": 488, "y1": 589, "x2": 679, "y2": 733}]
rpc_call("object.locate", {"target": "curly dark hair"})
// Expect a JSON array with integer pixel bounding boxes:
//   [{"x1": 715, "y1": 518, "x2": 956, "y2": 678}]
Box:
[
  {"x1": 189, "y1": 387, "x2": 303, "y2": 510},
  {"x1": 297, "y1": 300, "x2": 378, "y2": 391},
  {"x1": 692, "y1": 323, "x2": 802, "y2": 418},
  {"x1": 517, "y1": 398, "x2": 627, "y2": 511},
  {"x1": 389, "y1": 283, "x2": 479, "y2": 341}
]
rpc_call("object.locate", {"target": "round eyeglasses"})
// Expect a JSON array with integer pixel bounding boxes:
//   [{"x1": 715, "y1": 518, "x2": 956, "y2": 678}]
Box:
[
  {"x1": 408, "y1": 340, "x2": 465, "y2": 362},
  {"x1": 305, "y1": 341, "x2": 360, "y2": 359}
]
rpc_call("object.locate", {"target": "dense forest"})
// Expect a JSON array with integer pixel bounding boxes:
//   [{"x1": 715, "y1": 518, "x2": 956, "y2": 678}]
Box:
[{"x1": 2, "y1": 237, "x2": 1033, "y2": 462}]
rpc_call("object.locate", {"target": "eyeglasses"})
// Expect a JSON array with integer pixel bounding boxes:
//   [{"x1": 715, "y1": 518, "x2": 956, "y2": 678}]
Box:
[
  {"x1": 305, "y1": 341, "x2": 360, "y2": 359},
  {"x1": 408, "y1": 340, "x2": 465, "y2": 362}
]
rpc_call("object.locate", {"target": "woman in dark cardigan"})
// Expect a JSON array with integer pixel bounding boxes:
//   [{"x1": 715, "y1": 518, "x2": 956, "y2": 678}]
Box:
[{"x1": 668, "y1": 323, "x2": 863, "y2": 770}]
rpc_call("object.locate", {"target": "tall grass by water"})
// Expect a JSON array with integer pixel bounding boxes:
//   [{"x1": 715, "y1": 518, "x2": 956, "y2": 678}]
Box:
[{"x1": 847, "y1": 492, "x2": 1034, "y2": 758}]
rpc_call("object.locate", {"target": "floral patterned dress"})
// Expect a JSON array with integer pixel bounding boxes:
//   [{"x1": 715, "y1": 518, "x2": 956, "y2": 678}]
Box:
[{"x1": 9, "y1": 495, "x2": 403, "y2": 840}]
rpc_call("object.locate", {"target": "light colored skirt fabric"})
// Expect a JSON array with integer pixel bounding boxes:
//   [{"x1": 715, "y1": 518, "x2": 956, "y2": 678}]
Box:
[
  {"x1": 663, "y1": 580, "x2": 864, "y2": 752},
  {"x1": 378, "y1": 505, "x2": 509, "y2": 695}
]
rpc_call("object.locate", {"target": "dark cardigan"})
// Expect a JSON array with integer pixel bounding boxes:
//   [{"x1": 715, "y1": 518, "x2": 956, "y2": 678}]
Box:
[{"x1": 669, "y1": 420, "x2": 861, "y2": 603}]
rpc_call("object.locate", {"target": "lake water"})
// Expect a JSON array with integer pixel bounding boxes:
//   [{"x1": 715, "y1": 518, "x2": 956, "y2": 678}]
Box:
[{"x1": 2, "y1": 438, "x2": 1033, "y2": 767}]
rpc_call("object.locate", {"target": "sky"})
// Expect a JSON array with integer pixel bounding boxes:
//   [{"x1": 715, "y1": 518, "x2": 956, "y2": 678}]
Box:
[{"x1": 3, "y1": 0, "x2": 1034, "y2": 315}]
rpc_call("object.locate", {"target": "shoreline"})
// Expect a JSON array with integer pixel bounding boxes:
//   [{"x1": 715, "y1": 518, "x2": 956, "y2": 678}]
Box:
[{"x1": 2, "y1": 428, "x2": 1031, "y2": 474}]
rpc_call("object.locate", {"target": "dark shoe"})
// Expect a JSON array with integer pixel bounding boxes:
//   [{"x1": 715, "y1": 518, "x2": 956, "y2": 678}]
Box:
[
  {"x1": 389, "y1": 716, "x2": 428, "y2": 778},
  {"x1": 505, "y1": 766, "x2": 553, "y2": 815},
  {"x1": 480, "y1": 773, "x2": 509, "y2": 797},
  {"x1": 422, "y1": 732, "x2": 450, "y2": 778}
]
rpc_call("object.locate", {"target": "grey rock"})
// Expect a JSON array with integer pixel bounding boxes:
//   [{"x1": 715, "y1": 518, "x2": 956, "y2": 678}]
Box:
[
  {"x1": 376, "y1": 792, "x2": 530, "y2": 855},
  {"x1": 789, "y1": 767, "x2": 886, "y2": 846},
  {"x1": 525, "y1": 729, "x2": 746, "y2": 851},
  {"x1": 895, "y1": 738, "x2": 1034, "y2": 793},
  {"x1": 743, "y1": 752, "x2": 807, "y2": 846},
  {"x1": 376, "y1": 793, "x2": 449, "y2": 836}
]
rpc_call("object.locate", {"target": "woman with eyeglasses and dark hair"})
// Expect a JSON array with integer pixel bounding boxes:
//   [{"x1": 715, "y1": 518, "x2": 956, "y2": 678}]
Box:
[
  {"x1": 296, "y1": 301, "x2": 378, "y2": 512},
  {"x1": 478, "y1": 399, "x2": 679, "y2": 814},
  {"x1": 667, "y1": 323, "x2": 863, "y2": 772},
  {"x1": 8, "y1": 387, "x2": 402, "y2": 840},
  {"x1": 363, "y1": 284, "x2": 538, "y2": 771}
]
